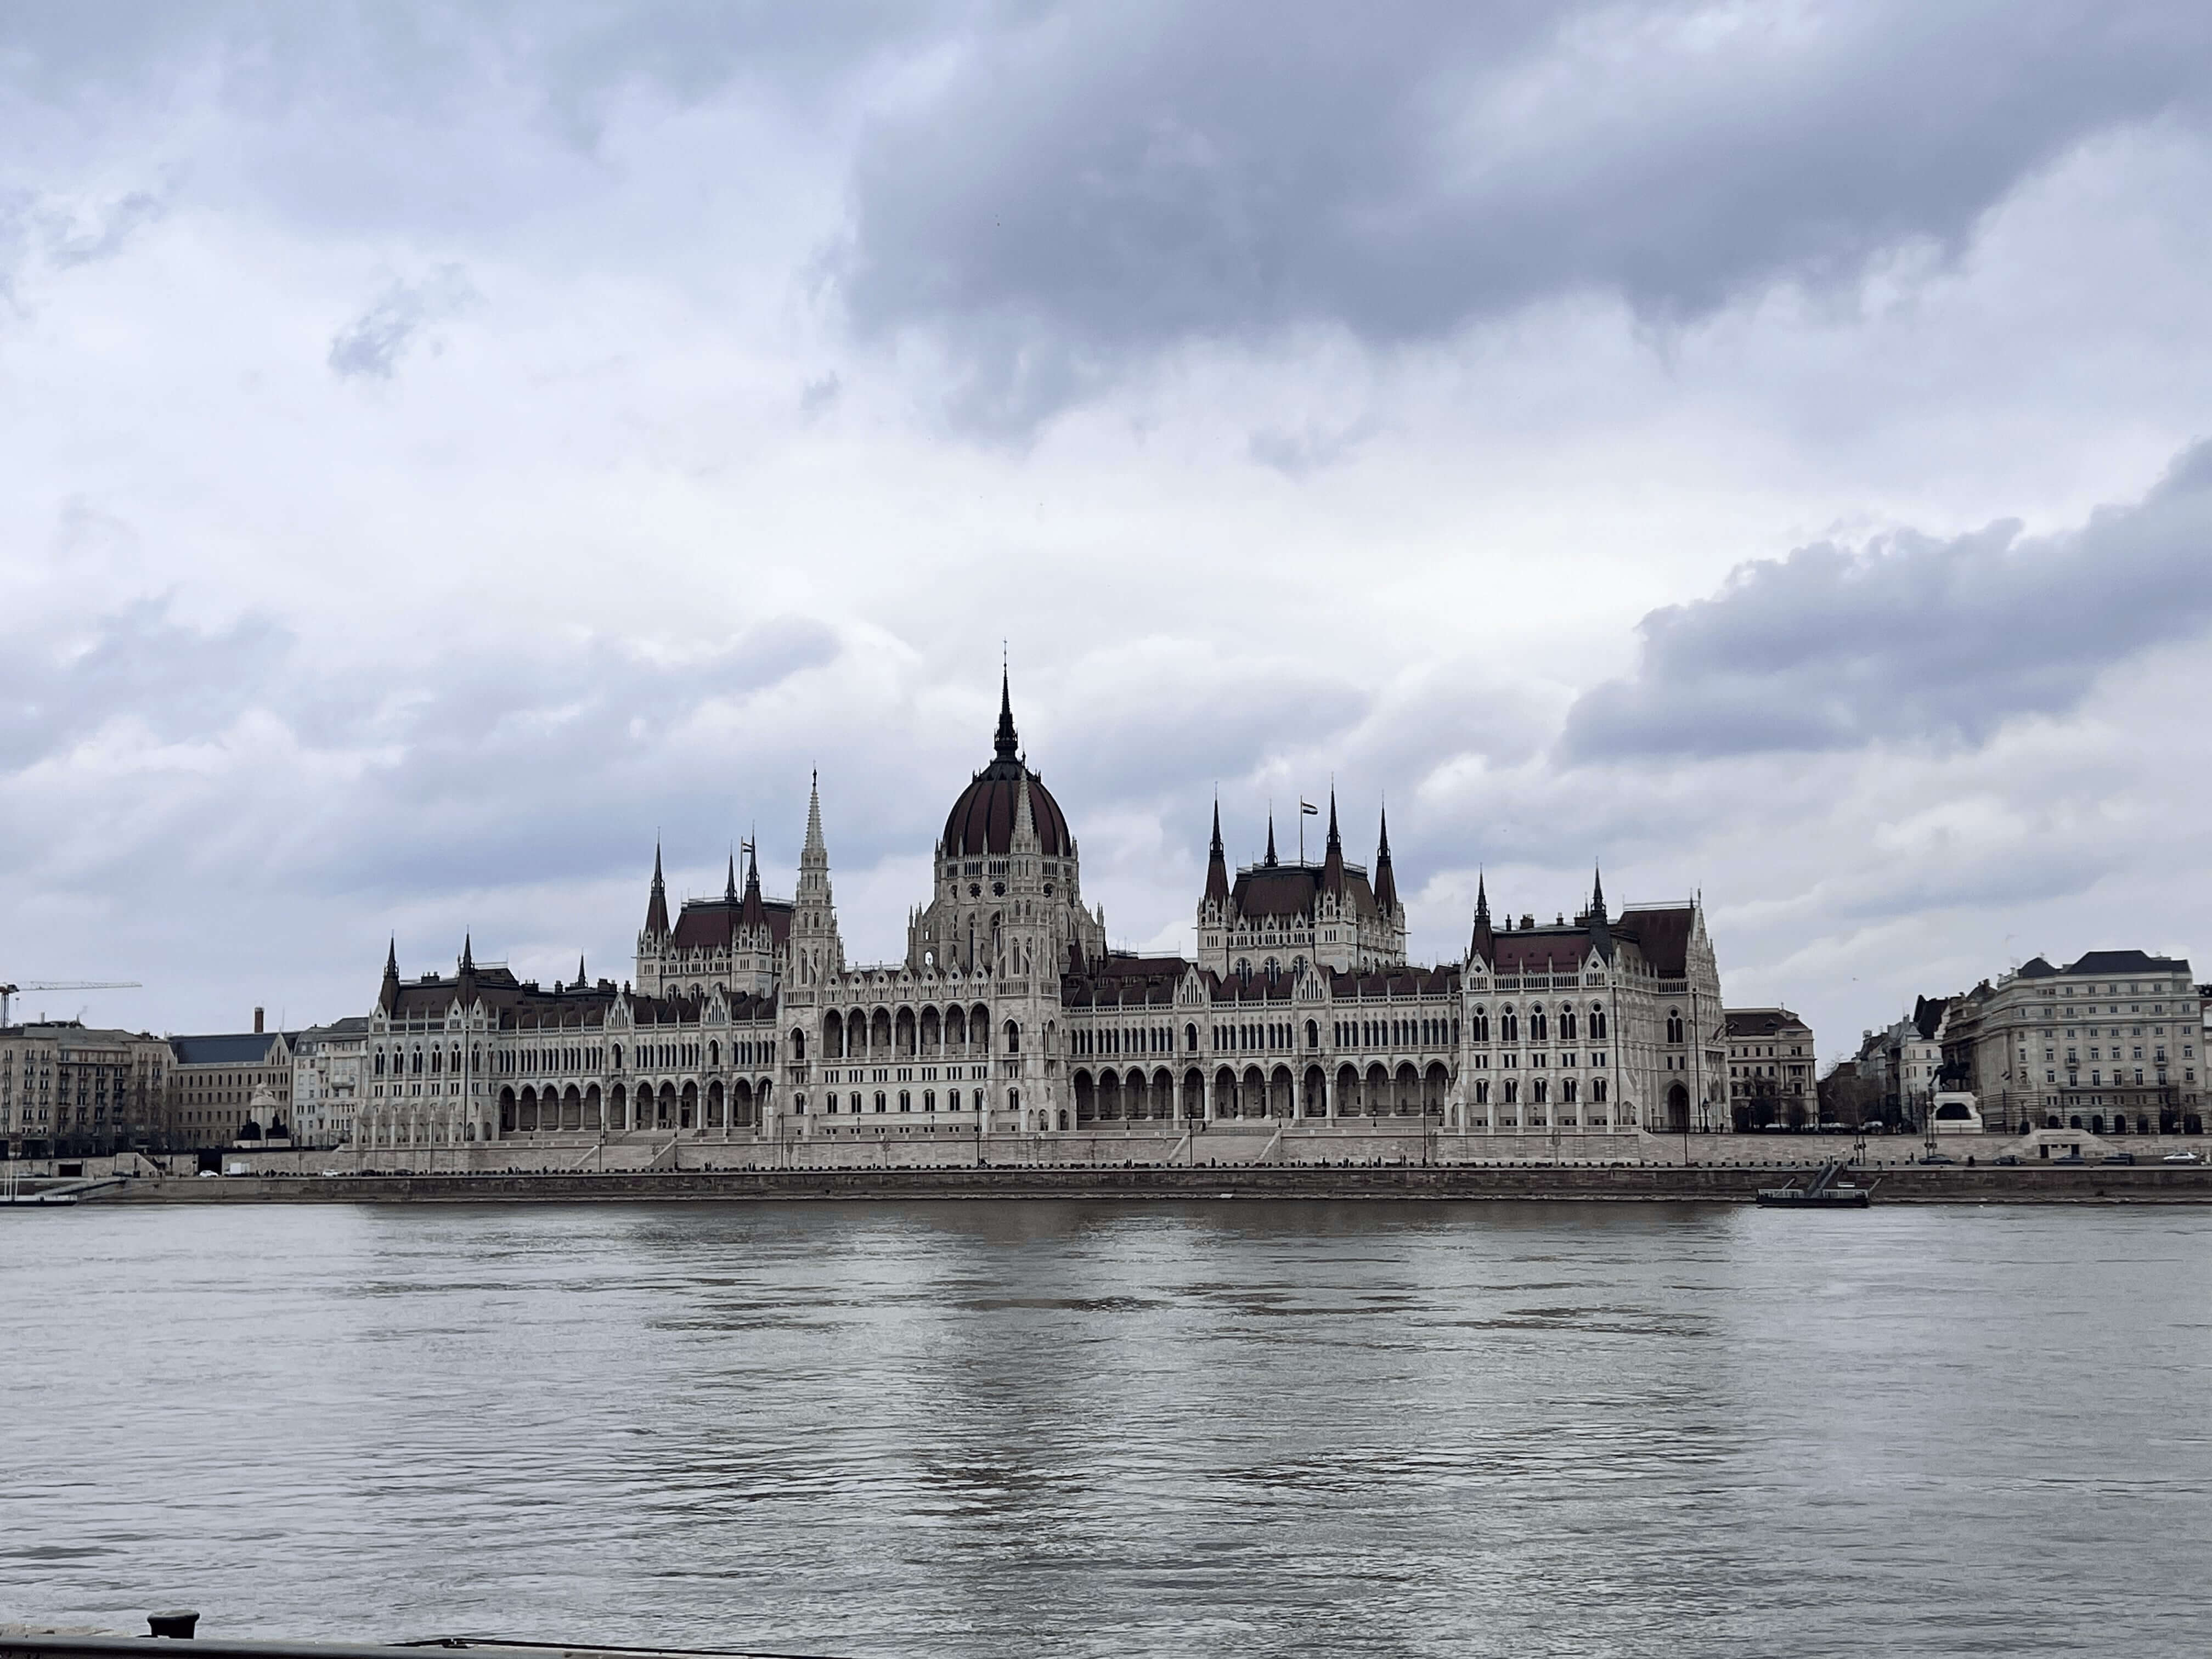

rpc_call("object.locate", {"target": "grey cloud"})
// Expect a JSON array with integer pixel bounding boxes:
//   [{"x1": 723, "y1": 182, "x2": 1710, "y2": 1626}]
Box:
[
  {"x1": 839, "y1": 2, "x2": 2212, "y2": 430},
  {"x1": 328, "y1": 265, "x2": 478, "y2": 380},
  {"x1": 46, "y1": 187, "x2": 167, "y2": 267},
  {"x1": 0, "y1": 598, "x2": 289, "y2": 769},
  {"x1": 1561, "y1": 440, "x2": 2212, "y2": 761},
  {"x1": 1248, "y1": 414, "x2": 1383, "y2": 480}
]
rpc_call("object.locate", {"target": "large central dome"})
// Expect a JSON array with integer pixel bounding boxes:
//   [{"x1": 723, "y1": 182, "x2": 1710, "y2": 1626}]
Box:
[{"x1": 942, "y1": 675, "x2": 1071, "y2": 857}]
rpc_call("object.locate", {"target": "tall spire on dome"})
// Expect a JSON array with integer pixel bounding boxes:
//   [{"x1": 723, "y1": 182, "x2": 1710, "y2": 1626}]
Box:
[
  {"x1": 1263, "y1": 809, "x2": 1278, "y2": 868},
  {"x1": 645, "y1": 841, "x2": 670, "y2": 938},
  {"x1": 1204, "y1": 796, "x2": 1230, "y2": 906},
  {"x1": 1469, "y1": 871, "x2": 1495, "y2": 963},
  {"x1": 380, "y1": 936, "x2": 401, "y2": 1014},
  {"x1": 994, "y1": 663, "x2": 1019, "y2": 761},
  {"x1": 1373, "y1": 805, "x2": 1398, "y2": 913}
]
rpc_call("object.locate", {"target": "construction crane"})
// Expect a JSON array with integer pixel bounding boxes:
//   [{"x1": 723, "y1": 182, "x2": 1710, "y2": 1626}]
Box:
[{"x1": 0, "y1": 981, "x2": 142, "y2": 1025}]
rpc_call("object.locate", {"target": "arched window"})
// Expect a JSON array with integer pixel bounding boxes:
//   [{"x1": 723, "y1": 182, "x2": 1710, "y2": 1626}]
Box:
[
  {"x1": 1562, "y1": 1077, "x2": 1578, "y2": 1104},
  {"x1": 1305, "y1": 1020, "x2": 1319, "y2": 1049},
  {"x1": 1009, "y1": 1087, "x2": 1020, "y2": 1114},
  {"x1": 374, "y1": 1051, "x2": 386, "y2": 1076},
  {"x1": 1666, "y1": 1010, "x2": 1685, "y2": 1045},
  {"x1": 1501, "y1": 1009, "x2": 1519, "y2": 1044},
  {"x1": 1560, "y1": 1010, "x2": 1577, "y2": 1042},
  {"x1": 1530, "y1": 1009, "x2": 1548, "y2": 1043},
  {"x1": 874, "y1": 1091, "x2": 888, "y2": 1113},
  {"x1": 1589, "y1": 1005, "x2": 1607, "y2": 1040},
  {"x1": 1533, "y1": 1079, "x2": 1548, "y2": 1104},
  {"x1": 1592, "y1": 1077, "x2": 1606, "y2": 1103},
  {"x1": 612, "y1": 1043, "x2": 623, "y2": 1069},
  {"x1": 1004, "y1": 1019, "x2": 1020, "y2": 1054},
  {"x1": 1471, "y1": 1008, "x2": 1489, "y2": 1044},
  {"x1": 899, "y1": 1091, "x2": 911, "y2": 1112},
  {"x1": 1186, "y1": 1023, "x2": 1199, "y2": 1052},
  {"x1": 1474, "y1": 1079, "x2": 1489, "y2": 1104},
  {"x1": 924, "y1": 1090, "x2": 936, "y2": 1111},
  {"x1": 1503, "y1": 1080, "x2": 1519, "y2": 1105},
  {"x1": 709, "y1": 1041, "x2": 720, "y2": 1069}
]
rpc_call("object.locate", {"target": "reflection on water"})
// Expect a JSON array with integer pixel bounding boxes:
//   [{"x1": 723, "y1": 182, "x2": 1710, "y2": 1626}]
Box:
[{"x1": 5, "y1": 1200, "x2": 2211, "y2": 1657}]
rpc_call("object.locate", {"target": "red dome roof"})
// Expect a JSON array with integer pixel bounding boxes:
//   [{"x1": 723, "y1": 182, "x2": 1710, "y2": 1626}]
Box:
[{"x1": 941, "y1": 672, "x2": 1072, "y2": 857}]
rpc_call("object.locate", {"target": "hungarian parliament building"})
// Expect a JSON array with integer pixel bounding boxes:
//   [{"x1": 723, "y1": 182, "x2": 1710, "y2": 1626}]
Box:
[{"x1": 360, "y1": 678, "x2": 1728, "y2": 1149}]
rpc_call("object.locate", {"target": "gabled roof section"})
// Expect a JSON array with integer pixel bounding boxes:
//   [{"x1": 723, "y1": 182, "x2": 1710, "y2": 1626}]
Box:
[
  {"x1": 170, "y1": 1032, "x2": 290, "y2": 1065},
  {"x1": 1231, "y1": 862, "x2": 1379, "y2": 922},
  {"x1": 1725, "y1": 1007, "x2": 1806, "y2": 1039},
  {"x1": 670, "y1": 893, "x2": 795, "y2": 951},
  {"x1": 1616, "y1": 902, "x2": 1695, "y2": 978},
  {"x1": 2062, "y1": 949, "x2": 2191, "y2": 978}
]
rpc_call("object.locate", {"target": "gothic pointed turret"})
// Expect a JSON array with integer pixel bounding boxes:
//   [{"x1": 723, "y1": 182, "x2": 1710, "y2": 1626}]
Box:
[
  {"x1": 1263, "y1": 811, "x2": 1278, "y2": 868},
  {"x1": 1469, "y1": 871, "x2": 1495, "y2": 963},
  {"x1": 460, "y1": 933, "x2": 475, "y2": 974},
  {"x1": 1373, "y1": 805, "x2": 1398, "y2": 914},
  {"x1": 1321, "y1": 788, "x2": 1345, "y2": 896},
  {"x1": 1012, "y1": 769, "x2": 1039, "y2": 850},
  {"x1": 724, "y1": 851, "x2": 738, "y2": 904},
  {"x1": 1584, "y1": 863, "x2": 1613, "y2": 960},
  {"x1": 645, "y1": 842, "x2": 670, "y2": 938},
  {"x1": 1203, "y1": 797, "x2": 1230, "y2": 906},
  {"x1": 575, "y1": 953, "x2": 588, "y2": 990},
  {"x1": 995, "y1": 665, "x2": 1019, "y2": 761},
  {"x1": 738, "y1": 836, "x2": 766, "y2": 928},
  {"x1": 379, "y1": 936, "x2": 401, "y2": 1014}
]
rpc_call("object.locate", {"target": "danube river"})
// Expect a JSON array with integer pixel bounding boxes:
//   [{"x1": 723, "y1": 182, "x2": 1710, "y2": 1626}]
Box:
[{"x1": 5, "y1": 1200, "x2": 2209, "y2": 1657}]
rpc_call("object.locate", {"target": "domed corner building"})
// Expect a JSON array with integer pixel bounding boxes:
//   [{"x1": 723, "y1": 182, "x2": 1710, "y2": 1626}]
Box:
[{"x1": 356, "y1": 668, "x2": 1735, "y2": 1158}]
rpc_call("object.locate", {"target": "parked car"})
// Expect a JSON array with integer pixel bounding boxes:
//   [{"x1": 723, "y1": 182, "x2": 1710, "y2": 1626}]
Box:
[
  {"x1": 1993, "y1": 1154, "x2": 2022, "y2": 1166},
  {"x1": 2053, "y1": 1153, "x2": 2087, "y2": 1165},
  {"x1": 2104, "y1": 1152, "x2": 2137, "y2": 1165},
  {"x1": 1918, "y1": 1153, "x2": 1955, "y2": 1165},
  {"x1": 2163, "y1": 1150, "x2": 2203, "y2": 1165}
]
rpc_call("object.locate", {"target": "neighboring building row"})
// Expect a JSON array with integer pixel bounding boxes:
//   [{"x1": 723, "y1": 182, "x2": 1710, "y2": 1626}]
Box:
[
  {"x1": 1841, "y1": 951, "x2": 2204, "y2": 1135},
  {"x1": 0, "y1": 1007, "x2": 368, "y2": 1159}
]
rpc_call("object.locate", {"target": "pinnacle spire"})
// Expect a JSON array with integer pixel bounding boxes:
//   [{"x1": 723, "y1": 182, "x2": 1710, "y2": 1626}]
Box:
[
  {"x1": 1321, "y1": 787, "x2": 1345, "y2": 896},
  {"x1": 460, "y1": 933, "x2": 474, "y2": 973},
  {"x1": 725, "y1": 850, "x2": 738, "y2": 903},
  {"x1": 1373, "y1": 805, "x2": 1398, "y2": 913},
  {"x1": 994, "y1": 665, "x2": 1019, "y2": 761},
  {"x1": 1204, "y1": 795, "x2": 1230, "y2": 906},
  {"x1": 804, "y1": 772, "x2": 826, "y2": 859},
  {"x1": 1589, "y1": 862, "x2": 1607, "y2": 923},
  {"x1": 644, "y1": 840, "x2": 671, "y2": 937},
  {"x1": 575, "y1": 953, "x2": 587, "y2": 989},
  {"x1": 384, "y1": 936, "x2": 399, "y2": 977},
  {"x1": 1263, "y1": 809, "x2": 1278, "y2": 868},
  {"x1": 1475, "y1": 870, "x2": 1490, "y2": 923}
]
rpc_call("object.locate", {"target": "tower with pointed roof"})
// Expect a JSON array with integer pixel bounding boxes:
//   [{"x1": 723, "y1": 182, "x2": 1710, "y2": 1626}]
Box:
[
  {"x1": 907, "y1": 669, "x2": 1105, "y2": 977},
  {"x1": 1194, "y1": 789, "x2": 1406, "y2": 981},
  {"x1": 790, "y1": 771, "x2": 845, "y2": 988}
]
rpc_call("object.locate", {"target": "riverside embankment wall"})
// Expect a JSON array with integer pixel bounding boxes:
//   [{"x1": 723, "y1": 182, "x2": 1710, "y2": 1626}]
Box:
[{"x1": 93, "y1": 1163, "x2": 2212, "y2": 1204}]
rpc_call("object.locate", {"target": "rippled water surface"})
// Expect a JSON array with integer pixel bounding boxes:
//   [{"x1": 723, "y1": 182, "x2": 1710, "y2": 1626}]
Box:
[{"x1": 5, "y1": 1200, "x2": 2211, "y2": 1656}]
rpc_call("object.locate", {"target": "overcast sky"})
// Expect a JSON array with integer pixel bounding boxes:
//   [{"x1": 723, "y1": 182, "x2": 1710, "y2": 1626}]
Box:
[{"x1": 5, "y1": 1, "x2": 2210, "y2": 1057}]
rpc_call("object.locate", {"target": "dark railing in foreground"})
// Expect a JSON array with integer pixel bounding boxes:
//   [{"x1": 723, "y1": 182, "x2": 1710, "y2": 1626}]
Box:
[{"x1": 0, "y1": 1622, "x2": 850, "y2": 1659}]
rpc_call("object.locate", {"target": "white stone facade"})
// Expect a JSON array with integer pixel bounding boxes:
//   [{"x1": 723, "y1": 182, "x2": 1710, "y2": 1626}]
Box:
[{"x1": 352, "y1": 679, "x2": 1734, "y2": 1154}]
